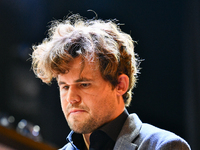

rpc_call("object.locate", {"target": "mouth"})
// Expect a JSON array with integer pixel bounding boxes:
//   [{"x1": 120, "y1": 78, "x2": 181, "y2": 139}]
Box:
[{"x1": 69, "y1": 109, "x2": 86, "y2": 115}]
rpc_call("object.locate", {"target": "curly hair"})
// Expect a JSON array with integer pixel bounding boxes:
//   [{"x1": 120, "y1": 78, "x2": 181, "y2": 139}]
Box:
[{"x1": 32, "y1": 14, "x2": 140, "y2": 106}]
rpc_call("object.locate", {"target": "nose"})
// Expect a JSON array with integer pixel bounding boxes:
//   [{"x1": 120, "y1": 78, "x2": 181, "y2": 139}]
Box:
[{"x1": 67, "y1": 86, "x2": 81, "y2": 104}]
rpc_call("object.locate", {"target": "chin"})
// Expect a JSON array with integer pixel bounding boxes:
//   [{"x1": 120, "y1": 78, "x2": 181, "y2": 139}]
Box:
[{"x1": 70, "y1": 124, "x2": 95, "y2": 134}]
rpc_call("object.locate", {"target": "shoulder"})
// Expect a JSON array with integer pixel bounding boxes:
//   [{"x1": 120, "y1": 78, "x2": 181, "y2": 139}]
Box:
[
  {"x1": 138, "y1": 123, "x2": 191, "y2": 149},
  {"x1": 115, "y1": 113, "x2": 191, "y2": 150}
]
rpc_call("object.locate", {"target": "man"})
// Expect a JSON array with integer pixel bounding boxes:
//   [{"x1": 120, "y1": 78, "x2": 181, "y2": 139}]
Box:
[{"x1": 31, "y1": 14, "x2": 191, "y2": 150}]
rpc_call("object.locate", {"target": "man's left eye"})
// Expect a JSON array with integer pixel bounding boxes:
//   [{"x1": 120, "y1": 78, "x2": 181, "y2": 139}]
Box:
[{"x1": 80, "y1": 83, "x2": 91, "y2": 88}]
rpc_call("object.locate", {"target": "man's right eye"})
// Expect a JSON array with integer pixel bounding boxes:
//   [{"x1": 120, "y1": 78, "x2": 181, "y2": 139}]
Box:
[{"x1": 63, "y1": 86, "x2": 69, "y2": 90}]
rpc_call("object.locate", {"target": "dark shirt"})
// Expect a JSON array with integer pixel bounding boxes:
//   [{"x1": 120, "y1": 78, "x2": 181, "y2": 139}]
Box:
[{"x1": 70, "y1": 110, "x2": 128, "y2": 150}]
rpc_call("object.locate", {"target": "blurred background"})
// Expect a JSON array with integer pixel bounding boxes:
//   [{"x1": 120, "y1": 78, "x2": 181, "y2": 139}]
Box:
[{"x1": 0, "y1": 0, "x2": 199, "y2": 149}]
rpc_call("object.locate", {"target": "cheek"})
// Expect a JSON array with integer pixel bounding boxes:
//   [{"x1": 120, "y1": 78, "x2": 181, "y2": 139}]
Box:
[
  {"x1": 97, "y1": 89, "x2": 116, "y2": 109},
  {"x1": 60, "y1": 94, "x2": 68, "y2": 112},
  {"x1": 60, "y1": 100, "x2": 66, "y2": 113},
  {"x1": 89, "y1": 90, "x2": 110, "y2": 110}
]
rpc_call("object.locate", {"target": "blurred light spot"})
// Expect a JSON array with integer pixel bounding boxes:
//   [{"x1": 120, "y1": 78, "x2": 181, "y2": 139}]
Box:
[{"x1": 18, "y1": 119, "x2": 27, "y2": 129}]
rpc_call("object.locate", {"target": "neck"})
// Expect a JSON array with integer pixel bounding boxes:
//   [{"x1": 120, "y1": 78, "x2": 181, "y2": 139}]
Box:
[{"x1": 83, "y1": 133, "x2": 91, "y2": 150}]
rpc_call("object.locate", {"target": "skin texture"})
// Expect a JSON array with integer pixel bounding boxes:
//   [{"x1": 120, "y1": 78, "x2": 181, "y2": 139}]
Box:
[{"x1": 57, "y1": 57, "x2": 129, "y2": 147}]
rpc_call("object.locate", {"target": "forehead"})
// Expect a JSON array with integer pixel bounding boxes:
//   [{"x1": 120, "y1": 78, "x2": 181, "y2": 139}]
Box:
[{"x1": 57, "y1": 57, "x2": 100, "y2": 82}]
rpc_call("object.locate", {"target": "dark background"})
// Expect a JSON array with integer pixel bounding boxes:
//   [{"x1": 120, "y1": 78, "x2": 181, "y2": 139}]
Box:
[{"x1": 0, "y1": 0, "x2": 199, "y2": 149}]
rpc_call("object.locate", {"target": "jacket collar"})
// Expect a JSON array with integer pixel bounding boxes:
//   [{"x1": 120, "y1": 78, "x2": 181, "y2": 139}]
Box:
[{"x1": 114, "y1": 113, "x2": 142, "y2": 150}]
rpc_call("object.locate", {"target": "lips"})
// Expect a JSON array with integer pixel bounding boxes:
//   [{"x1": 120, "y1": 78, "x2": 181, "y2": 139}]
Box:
[{"x1": 69, "y1": 109, "x2": 86, "y2": 115}]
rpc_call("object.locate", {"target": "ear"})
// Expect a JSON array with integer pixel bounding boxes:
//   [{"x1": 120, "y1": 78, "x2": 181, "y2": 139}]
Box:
[{"x1": 116, "y1": 74, "x2": 129, "y2": 96}]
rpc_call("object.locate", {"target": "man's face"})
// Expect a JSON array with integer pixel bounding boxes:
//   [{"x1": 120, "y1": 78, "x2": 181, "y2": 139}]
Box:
[{"x1": 58, "y1": 57, "x2": 124, "y2": 134}]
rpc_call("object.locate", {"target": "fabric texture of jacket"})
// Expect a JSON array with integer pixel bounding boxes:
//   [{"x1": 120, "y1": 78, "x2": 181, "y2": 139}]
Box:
[{"x1": 60, "y1": 113, "x2": 191, "y2": 150}]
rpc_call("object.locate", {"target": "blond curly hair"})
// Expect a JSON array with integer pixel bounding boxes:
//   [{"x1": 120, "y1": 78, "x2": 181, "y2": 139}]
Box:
[{"x1": 32, "y1": 14, "x2": 140, "y2": 106}]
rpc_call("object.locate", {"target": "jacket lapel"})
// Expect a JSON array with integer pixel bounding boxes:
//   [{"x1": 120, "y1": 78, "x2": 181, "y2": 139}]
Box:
[{"x1": 113, "y1": 113, "x2": 142, "y2": 150}]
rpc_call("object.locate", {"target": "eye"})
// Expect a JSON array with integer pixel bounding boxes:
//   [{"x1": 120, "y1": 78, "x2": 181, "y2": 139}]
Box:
[
  {"x1": 63, "y1": 85, "x2": 69, "y2": 90},
  {"x1": 80, "y1": 83, "x2": 91, "y2": 88}
]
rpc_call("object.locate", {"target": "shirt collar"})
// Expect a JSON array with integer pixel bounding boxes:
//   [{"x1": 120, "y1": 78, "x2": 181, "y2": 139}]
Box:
[{"x1": 99, "y1": 109, "x2": 129, "y2": 141}]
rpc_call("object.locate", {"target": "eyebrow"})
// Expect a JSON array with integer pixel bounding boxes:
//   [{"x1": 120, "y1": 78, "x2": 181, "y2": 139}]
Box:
[
  {"x1": 75, "y1": 77, "x2": 92, "y2": 83},
  {"x1": 58, "y1": 77, "x2": 92, "y2": 86}
]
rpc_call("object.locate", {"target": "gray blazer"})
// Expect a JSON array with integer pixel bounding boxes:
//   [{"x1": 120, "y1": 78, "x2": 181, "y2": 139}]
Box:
[{"x1": 114, "y1": 113, "x2": 191, "y2": 150}]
